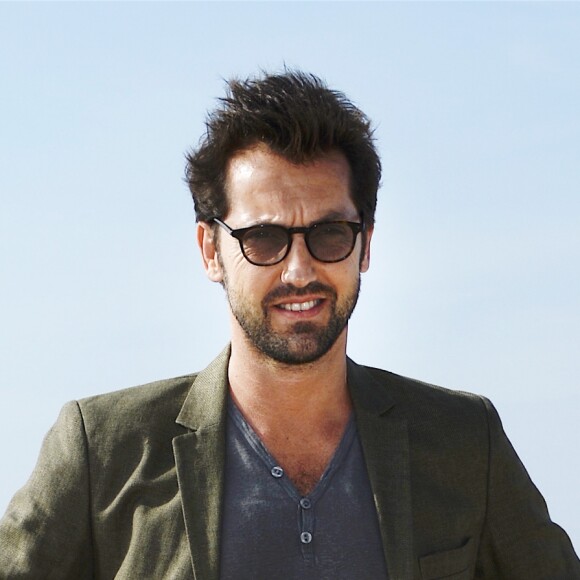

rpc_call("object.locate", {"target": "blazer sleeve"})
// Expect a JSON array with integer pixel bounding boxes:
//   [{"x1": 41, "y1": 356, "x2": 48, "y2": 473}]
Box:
[
  {"x1": 0, "y1": 402, "x2": 94, "y2": 579},
  {"x1": 475, "y1": 397, "x2": 580, "y2": 579}
]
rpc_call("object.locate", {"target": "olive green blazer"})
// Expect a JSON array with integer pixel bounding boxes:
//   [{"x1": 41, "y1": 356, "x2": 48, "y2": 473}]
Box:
[{"x1": 1, "y1": 346, "x2": 578, "y2": 579}]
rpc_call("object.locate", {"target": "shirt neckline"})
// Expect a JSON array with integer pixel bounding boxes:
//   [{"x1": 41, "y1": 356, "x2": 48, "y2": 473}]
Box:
[{"x1": 227, "y1": 397, "x2": 356, "y2": 503}]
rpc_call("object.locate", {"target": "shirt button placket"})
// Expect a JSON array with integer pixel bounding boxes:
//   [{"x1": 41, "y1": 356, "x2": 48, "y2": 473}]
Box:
[{"x1": 299, "y1": 497, "x2": 315, "y2": 564}]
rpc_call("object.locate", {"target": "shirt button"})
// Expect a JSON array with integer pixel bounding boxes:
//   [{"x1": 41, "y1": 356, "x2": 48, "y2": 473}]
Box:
[
  {"x1": 300, "y1": 498, "x2": 311, "y2": 509},
  {"x1": 300, "y1": 532, "x2": 313, "y2": 544},
  {"x1": 271, "y1": 466, "x2": 284, "y2": 478}
]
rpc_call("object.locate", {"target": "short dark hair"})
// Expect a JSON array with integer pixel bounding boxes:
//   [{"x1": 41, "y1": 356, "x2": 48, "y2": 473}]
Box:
[{"x1": 185, "y1": 70, "x2": 381, "y2": 227}]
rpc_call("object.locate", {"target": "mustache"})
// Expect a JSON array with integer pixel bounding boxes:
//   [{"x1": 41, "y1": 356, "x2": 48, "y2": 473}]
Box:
[{"x1": 263, "y1": 282, "x2": 337, "y2": 305}]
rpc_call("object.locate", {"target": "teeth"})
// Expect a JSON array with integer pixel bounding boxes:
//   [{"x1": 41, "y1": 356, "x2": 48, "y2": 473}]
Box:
[{"x1": 279, "y1": 300, "x2": 319, "y2": 312}]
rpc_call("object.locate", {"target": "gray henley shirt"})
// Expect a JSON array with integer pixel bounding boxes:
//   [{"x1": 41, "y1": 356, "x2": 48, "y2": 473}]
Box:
[{"x1": 219, "y1": 400, "x2": 389, "y2": 579}]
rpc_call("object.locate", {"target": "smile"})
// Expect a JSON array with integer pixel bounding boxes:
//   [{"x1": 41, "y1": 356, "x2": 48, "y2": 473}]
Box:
[{"x1": 276, "y1": 299, "x2": 321, "y2": 312}]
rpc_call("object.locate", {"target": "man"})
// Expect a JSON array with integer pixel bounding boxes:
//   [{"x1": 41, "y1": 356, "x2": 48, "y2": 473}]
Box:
[{"x1": 1, "y1": 71, "x2": 578, "y2": 579}]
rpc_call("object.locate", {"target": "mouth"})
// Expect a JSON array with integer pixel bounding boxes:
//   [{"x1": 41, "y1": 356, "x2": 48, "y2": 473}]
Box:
[
  {"x1": 264, "y1": 282, "x2": 336, "y2": 321},
  {"x1": 275, "y1": 299, "x2": 323, "y2": 312}
]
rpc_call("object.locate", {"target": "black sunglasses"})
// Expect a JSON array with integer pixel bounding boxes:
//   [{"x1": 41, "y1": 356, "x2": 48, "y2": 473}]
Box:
[{"x1": 213, "y1": 218, "x2": 364, "y2": 266}]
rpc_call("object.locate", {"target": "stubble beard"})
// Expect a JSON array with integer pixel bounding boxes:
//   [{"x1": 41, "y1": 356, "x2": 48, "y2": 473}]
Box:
[{"x1": 223, "y1": 274, "x2": 361, "y2": 366}]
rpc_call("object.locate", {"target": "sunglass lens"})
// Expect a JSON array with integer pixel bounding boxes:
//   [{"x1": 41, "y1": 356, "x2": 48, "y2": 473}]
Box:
[
  {"x1": 309, "y1": 223, "x2": 354, "y2": 262},
  {"x1": 242, "y1": 226, "x2": 288, "y2": 265}
]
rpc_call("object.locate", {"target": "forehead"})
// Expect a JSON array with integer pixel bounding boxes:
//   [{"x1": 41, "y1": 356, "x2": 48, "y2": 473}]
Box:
[{"x1": 224, "y1": 144, "x2": 357, "y2": 224}]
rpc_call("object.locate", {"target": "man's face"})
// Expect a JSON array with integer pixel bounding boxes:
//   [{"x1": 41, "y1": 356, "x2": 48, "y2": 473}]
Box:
[{"x1": 200, "y1": 144, "x2": 372, "y2": 365}]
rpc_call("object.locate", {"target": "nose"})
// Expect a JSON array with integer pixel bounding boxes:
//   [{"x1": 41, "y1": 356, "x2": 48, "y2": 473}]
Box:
[{"x1": 280, "y1": 234, "x2": 317, "y2": 287}]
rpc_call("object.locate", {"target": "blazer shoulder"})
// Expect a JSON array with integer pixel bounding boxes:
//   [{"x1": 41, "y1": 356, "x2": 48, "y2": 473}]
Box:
[
  {"x1": 78, "y1": 372, "x2": 198, "y2": 413},
  {"x1": 359, "y1": 362, "x2": 486, "y2": 405},
  {"x1": 74, "y1": 373, "x2": 200, "y2": 448},
  {"x1": 350, "y1": 361, "x2": 491, "y2": 432}
]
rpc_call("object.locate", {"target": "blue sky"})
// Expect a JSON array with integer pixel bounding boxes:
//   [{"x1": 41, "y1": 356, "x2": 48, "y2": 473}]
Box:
[{"x1": 1, "y1": 2, "x2": 579, "y2": 550}]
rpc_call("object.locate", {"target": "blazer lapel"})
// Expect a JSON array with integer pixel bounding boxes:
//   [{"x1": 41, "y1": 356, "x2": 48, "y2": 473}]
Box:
[
  {"x1": 348, "y1": 360, "x2": 414, "y2": 580},
  {"x1": 173, "y1": 346, "x2": 230, "y2": 580}
]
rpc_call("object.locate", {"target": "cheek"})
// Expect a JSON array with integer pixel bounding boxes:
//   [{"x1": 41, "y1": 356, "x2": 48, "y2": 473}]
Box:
[
  {"x1": 342, "y1": 242, "x2": 366, "y2": 275},
  {"x1": 223, "y1": 253, "x2": 278, "y2": 295},
  {"x1": 318, "y1": 260, "x2": 359, "y2": 294},
  {"x1": 219, "y1": 243, "x2": 250, "y2": 278},
  {"x1": 230, "y1": 252, "x2": 249, "y2": 271}
]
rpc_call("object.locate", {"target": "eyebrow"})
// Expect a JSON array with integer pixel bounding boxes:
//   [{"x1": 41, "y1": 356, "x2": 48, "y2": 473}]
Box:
[
  {"x1": 238, "y1": 210, "x2": 359, "y2": 230},
  {"x1": 316, "y1": 210, "x2": 358, "y2": 222}
]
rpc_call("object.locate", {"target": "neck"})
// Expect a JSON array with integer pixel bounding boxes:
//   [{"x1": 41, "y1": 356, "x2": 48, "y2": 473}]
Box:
[{"x1": 227, "y1": 325, "x2": 352, "y2": 430}]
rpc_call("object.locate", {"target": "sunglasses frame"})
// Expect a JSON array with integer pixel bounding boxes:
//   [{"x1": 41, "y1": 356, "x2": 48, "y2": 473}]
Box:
[{"x1": 212, "y1": 217, "x2": 364, "y2": 266}]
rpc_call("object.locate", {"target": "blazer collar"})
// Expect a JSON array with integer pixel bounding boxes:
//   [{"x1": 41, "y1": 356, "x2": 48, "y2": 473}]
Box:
[
  {"x1": 173, "y1": 345, "x2": 230, "y2": 580},
  {"x1": 347, "y1": 357, "x2": 396, "y2": 415},
  {"x1": 176, "y1": 344, "x2": 231, "y2": 431},
  {"x1": 348, "y1": 358, "x2": 414, "y2": 579}
]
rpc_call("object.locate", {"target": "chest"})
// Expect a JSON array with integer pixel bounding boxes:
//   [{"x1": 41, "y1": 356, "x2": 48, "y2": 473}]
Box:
[
  {"x1": 262, "y1": 433, "x2": 341, "y2": 495},
  {"x1": 220, "y1": 407, "x2": 388, "y2": 579},
  {"x1": 247, "y1": 407, "x2": 351, "y2": 495}
]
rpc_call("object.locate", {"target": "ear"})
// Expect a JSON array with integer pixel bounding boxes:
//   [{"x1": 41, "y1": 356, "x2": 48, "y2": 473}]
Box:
[
  {"x1": 360, "y1": 225, "x2": 374, "y2": 273},
  {"x1": 197, "y1": 222, "x2": 224, "y2": 283}
]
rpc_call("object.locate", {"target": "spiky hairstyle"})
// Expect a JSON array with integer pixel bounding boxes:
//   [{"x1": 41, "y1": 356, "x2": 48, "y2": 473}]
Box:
[{"x1": 185, "y1": 70, "x2": 381, "y2": 226}]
